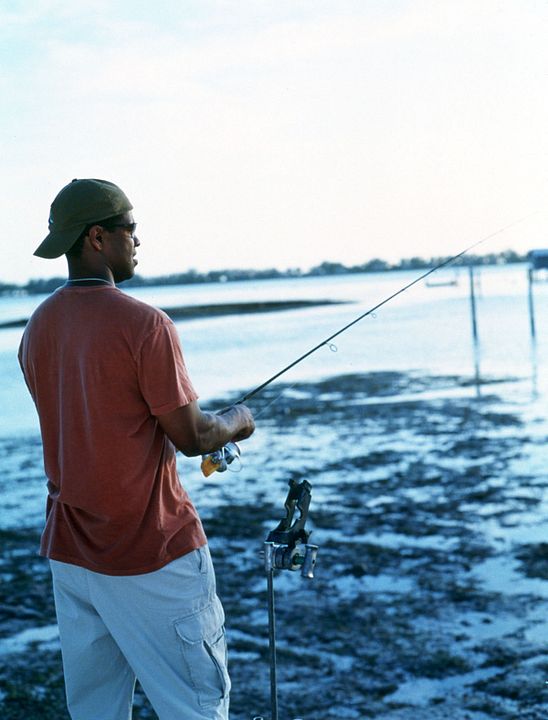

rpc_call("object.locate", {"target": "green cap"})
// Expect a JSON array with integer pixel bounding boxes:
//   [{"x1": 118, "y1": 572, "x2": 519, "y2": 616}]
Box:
[{"x1": 34, "y1": 178, "x2": 134, "y2": 258}]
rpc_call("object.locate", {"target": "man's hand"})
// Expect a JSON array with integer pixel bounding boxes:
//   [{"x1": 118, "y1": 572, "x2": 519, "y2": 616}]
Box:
[{"x1": 216, "y1": 404, "x2": 255, "y2": 442}]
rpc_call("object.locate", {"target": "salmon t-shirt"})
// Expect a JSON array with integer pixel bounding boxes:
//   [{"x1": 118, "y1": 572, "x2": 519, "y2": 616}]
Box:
[{"x1": 18, "y1": 284, "x2": 207, "y2": 575}]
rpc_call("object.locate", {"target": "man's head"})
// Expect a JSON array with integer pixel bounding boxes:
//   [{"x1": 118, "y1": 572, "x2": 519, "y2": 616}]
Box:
[
  {"x1": 35, "y1": 179, "x2": 139, "y2": 283},
  {"x1": 35, "y1": 178, "x2": 134, "y2": 258}
]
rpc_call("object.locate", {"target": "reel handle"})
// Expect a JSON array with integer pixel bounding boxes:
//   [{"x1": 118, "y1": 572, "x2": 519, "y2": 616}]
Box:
[{"x1": 301, "y1": 544, "x2": 319, "y2": 579}]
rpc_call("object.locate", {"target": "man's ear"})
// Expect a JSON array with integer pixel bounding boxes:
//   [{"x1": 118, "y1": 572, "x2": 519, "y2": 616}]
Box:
[{"x1": 88, "y1": 225, "x2": 104, "y2": 252}]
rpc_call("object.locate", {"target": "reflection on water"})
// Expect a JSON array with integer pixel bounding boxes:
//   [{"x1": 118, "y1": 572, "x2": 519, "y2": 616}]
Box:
[{"x1": 530, "y1": 336, "x2": 539, "y2": 399}]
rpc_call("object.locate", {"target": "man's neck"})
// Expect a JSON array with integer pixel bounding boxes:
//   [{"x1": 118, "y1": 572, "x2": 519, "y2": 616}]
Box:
[{"x1": 67, "y1": 259, "x2": 115, "y2": 286}]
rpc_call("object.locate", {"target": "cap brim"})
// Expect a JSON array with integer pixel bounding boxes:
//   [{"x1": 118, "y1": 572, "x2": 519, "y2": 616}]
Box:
[{"x1": 33, "y1": 223, "x2": 87, "y2": 259}]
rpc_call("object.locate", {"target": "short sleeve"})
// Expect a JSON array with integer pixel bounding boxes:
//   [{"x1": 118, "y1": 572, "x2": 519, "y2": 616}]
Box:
[{"x1": 137, "y1": 321, "x2": 198, "y2": 415}]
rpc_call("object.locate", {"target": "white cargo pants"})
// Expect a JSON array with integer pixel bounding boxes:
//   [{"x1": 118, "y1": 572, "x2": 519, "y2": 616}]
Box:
[{"x1": 50, "y1": 545, "x2": 230, "y2": 720}]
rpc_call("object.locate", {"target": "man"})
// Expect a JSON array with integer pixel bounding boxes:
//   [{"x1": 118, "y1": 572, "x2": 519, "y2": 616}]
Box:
[{"x1": 18, "y1": 178, "x2": 255, "y2": 720}]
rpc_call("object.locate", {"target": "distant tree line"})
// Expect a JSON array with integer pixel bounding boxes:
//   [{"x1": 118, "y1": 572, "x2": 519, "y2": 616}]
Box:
[{"x1": 0, "y1": 249, "x2": 528, "y2": 296}]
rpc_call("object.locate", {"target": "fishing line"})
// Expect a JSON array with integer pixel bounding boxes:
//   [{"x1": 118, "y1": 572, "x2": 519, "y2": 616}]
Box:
[
  {"x1": 252, "y1": 381, "x2": 302, "y2": 420},
  {"x1": 236, "y1": 210, "x2": 540, "y2": 405}
]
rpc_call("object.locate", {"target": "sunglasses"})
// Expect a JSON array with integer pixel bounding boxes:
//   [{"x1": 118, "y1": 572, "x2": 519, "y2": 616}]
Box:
[{"x1": 104, "y1": 222, "x2": 137, "y2": 238}]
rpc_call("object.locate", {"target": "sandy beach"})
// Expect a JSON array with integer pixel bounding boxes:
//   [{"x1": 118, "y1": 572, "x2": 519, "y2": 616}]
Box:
[{"x1": 0, "y1": 369, "x2": 546, "y2": 719}]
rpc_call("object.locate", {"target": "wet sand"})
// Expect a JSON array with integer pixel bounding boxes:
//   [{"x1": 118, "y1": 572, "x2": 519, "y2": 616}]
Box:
[{"x1": 0, "y1": 371, "x2": 546, "y2": 719}]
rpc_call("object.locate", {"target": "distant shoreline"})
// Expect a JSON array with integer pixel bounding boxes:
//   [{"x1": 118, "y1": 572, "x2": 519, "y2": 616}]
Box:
[
  {"x1": 0, "y1": 249, "x2": 529, "y2": 297},
  {"x1": 0, "y1": 299, "x2": 349, "y2": 330}
]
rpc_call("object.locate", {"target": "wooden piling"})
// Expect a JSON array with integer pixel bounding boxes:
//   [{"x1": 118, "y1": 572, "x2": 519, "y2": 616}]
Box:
[{"x1": 468, "y1": 265, "x2": 478, "y2": 343}]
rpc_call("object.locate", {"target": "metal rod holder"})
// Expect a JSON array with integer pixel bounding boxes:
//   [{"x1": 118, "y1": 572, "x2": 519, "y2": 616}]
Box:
[
  {"x1": 257, "y1": 480, "x2": 318, "y2": 720},
  {"x1": 267, "y1": 566, "x2": 279, "y2": 720}
]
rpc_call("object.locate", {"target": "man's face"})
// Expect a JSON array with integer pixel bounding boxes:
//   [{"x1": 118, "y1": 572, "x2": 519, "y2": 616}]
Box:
[{"x1": 101, "y1": 211, "x2": 139, "y2": 283}]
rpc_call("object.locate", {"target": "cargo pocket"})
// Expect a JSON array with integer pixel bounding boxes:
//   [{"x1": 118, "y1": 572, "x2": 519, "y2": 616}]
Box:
[{"x1": 174, "y1": 596, "x2": 231, "y2": 709}]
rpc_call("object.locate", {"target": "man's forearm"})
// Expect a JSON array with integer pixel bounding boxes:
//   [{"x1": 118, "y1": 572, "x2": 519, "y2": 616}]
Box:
[{"x1": 156, "y1": 400, "x2": 255, "y2": 456}]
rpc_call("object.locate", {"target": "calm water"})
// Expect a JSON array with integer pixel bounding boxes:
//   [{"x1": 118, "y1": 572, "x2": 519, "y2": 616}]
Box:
[{"x1": 2, "y1": 263, "x2": 548, "y2": 438}]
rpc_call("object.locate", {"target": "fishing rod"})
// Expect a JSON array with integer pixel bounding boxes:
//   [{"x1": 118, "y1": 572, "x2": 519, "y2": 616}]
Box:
[
  {"x1": 237, "y1": 213, "x2": 536, "y2": 405},
  {"x1": 200, "y1": 210, "x2": 537, "y2": 476}
]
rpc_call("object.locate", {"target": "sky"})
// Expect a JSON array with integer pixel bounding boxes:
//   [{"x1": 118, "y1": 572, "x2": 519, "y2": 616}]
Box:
[{"x1": 1, "y1": 0, "x2": 548, "y2": 284}]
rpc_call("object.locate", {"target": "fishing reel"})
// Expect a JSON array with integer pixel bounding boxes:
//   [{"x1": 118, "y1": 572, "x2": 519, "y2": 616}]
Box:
[
  {"x1": 264, "y1": 540, "x2": 317, "y2": 578},
  {"x1": 263, "y1": 478, "x2": 318, "y2": 579},
  {"x1": 200, "y1": 441, "x2": 241, "y2": 477}
]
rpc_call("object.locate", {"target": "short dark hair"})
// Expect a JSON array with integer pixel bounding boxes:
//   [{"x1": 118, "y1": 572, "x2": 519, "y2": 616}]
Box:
[{"x1": 65, "y1": 214, "x2": 127, "y2": 258}]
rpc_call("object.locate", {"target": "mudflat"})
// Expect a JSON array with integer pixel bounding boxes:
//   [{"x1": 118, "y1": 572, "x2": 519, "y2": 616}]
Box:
[{"x1": 1, "y1": 371, "x2": 546, "y2": 719}]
